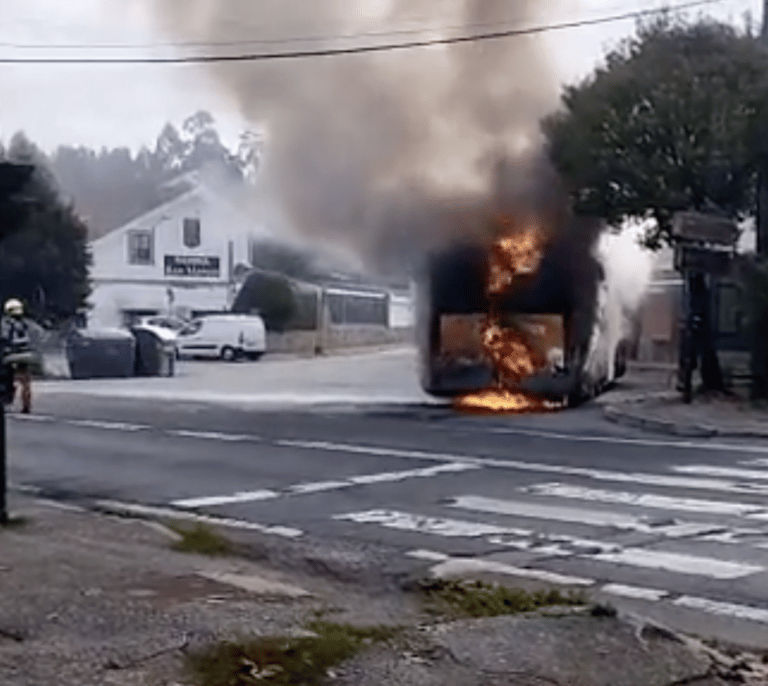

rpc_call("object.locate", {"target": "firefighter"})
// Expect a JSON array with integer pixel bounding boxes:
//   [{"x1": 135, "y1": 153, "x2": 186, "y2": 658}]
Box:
[{"x1": 1, "y1": 299, "x2": 33, "y2": 414}]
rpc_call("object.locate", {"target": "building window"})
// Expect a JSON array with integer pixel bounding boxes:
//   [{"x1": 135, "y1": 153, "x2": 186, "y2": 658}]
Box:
[
  {"x1": 127, "y1": 230, "x2": 154, "y2": 265},
  {"x1": 183, "y1": 218, "x2": 201, "y2": 248}
]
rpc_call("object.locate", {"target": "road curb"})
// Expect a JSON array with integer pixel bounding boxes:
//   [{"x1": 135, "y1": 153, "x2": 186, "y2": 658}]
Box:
[
  {"x1": 604, "y1": 402, "x2": 768, "y2": 440},
  {"x1": 603, "y1": 404, "x2": 717, "y2": 438}
]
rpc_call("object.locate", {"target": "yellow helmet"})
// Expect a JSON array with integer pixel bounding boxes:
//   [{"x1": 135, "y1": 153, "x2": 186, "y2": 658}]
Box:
[{"x1": 4, "y1": 299, "x2": 23, "y2": 317}]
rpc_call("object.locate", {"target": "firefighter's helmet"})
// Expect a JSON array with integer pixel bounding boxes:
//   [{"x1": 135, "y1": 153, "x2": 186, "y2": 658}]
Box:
[{"x1": 4, "y1": 299, "x2": 23, "y2": 317}]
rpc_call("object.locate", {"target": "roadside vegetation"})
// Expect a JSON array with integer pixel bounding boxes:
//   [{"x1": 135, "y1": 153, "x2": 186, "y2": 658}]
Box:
[
  {"x1": 168, "y1": 521, "x2": 235, "y2": 557},
  {"x1": 184, "y1": 620, "x2": 399, "y2": 686},
  {"x1": 416, "y1": 578, "x2": 588, "y2": 619}
]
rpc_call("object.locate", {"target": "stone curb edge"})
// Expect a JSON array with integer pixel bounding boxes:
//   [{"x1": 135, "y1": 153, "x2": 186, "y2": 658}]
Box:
[{"x1": 603, "y1": 402, "x2": 768, "y2": 440}]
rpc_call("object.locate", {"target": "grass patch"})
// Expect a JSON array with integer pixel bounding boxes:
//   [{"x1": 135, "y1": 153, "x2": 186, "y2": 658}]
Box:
[
  {"x1": 184, "y1": 621, "x2": 399, "y2": 686},
  {"x1": 168, "y1": 521, "x2": 234, "y2": 557},
  {"x1": 417, "y1": 578, "x2": 588, "y2": 619}
]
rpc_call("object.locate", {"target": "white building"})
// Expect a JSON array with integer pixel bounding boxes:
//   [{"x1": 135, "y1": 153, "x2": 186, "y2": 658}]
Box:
[{"x1": 89, "y1": 182, "x2": 271, "y2": 328}]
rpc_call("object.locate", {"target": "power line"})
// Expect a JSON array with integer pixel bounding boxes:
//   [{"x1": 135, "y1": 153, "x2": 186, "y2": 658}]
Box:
[
  {"x1": 0, "y1": 0, "x2": 688, "y2": 51},
  {"x1": 0, "y1": 0, "x2": 724, "y2": 65}
]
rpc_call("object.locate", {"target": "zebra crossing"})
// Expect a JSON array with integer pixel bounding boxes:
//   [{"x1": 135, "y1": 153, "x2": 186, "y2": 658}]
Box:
[
  {"x1": 233, "y1": 441, "x2": 768, "y2": 627},
  {"x1": 19, "y1": 406, "x2": 768, "y2": 631}
]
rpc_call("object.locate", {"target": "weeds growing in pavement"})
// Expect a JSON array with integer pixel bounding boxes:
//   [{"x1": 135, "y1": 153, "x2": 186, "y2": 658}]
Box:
[
  {"x1": 168, "y1": 521, "x2": 234, "y2": 557},
  {"x1": 416, "y1": 578, "x2": 588, "y2": 619},
  {"x1": 184, "y1": 621, "x2": 399, "y2": 686}
]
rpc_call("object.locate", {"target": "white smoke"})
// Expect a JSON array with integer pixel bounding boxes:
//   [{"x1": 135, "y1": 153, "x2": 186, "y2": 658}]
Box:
[{"x1": 584, "y1": 224, "x2": 653, "y2": 385}]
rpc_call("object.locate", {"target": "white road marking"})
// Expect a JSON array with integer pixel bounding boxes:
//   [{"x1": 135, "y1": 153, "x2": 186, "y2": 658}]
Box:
[
  {"x1": 454, "y1": 495, "x2": 758, "y2": 544},
  {"x1": 67, "y1": 419, "x2": 149, "y2": 432},
  {"x1": 276, "y1": 440, "x2": 459, "y2": 462},
  {"x1": 171, "y1": 490, "x2": 279, "y2": 508},
  {"x1": 173, "y1": 463, "x2": 479, "y2": 508},
  {"x1": 348, "y1": 462, "x2": 476, "y2": 484},
  {"x1": 289, "y1": 481, "x2": 351, "y2": 494},
  {"x1": 8, "y1": 413, "x2": 55, "y2": 422},
  {"x1": 95, "y1": 500, "x2": 303, "y2": 538},
  {"x1": 429, "y1": 558, "x2": 594, "y2": 587},
  {"x1": 682, "y1": 465, "x2": 768, "y2": 482},
  {"x1": 488, "y1": 426, "x2": 768, "y2": 455},
  {"x1": 335, "y1": 509, "x2": 526, "y2": 538},
  {"x1": 340, "y1": 507, "x2": 764, "y2": 580},
  {"x1": 340, "y1": 510, "x2": 614, "y2": 555},
  {"x1": 168, "y1": 430, "x2": 254, "y2": 442},
  {"x1": 523, "y1": 483, "x2": 767, "y2": 517},
  {"x1": 406, "y1": 549, "x2": 452, "y2": 562},
  {"x1": 275, "y1": 440, "x2": 768, "y2": 496},
  {"x1": 746, "y1": 512, "x2": 768, "y2": 522},
  {"x1": 673, "y1": 464, "x2": 768, "y2": 482},
  {"x1": 674, "y1": 596, "x2": 768, "y2": 624},
  {"x1": 452, "y1": 495, "x2": 657, "y2": 532},
  {"x1": 601, "y1": 584, "x2": 669, "y2": 601},
  {"x1": 592, "y1": 549, "x2": 762, "y2": 580}
]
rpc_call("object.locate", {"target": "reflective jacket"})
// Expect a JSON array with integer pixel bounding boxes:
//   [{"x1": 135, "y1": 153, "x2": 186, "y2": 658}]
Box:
[{"x1": 0, "y1": 317, "x2": 31, "y2": 355}]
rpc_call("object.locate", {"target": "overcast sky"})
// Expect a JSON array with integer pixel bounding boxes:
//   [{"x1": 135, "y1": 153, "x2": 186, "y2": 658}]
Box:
[{"x1": 0, "y1": 0, "x2": 760, "y2": 153}]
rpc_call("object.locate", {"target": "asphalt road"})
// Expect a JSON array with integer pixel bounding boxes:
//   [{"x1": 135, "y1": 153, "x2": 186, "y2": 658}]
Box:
[{"x1": 10, "y1": 347, "x2": 768, "y2": 646}]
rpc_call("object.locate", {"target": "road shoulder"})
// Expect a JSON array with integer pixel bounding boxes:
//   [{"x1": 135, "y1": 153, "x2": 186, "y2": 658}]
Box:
[{"x1": 1, "y1": 492, "x2": 758, "y2": 686}]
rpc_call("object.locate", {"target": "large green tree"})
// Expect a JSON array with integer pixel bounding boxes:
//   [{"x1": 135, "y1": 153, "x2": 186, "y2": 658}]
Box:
[
  {"x1": 543, "y1": 17, "x2": 768, "y2": 249},
  {"x1": 0, "y1": 133, "x2": 91, "y2": 324}
]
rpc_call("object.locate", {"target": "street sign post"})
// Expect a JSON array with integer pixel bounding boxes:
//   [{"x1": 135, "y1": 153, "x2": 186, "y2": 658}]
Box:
[
  {"x1": 672, "y1": 212, "x2": 737, "y2": 404},
  {"x1": 0, "y1": 162, "x2": 34, "y2": 525}
]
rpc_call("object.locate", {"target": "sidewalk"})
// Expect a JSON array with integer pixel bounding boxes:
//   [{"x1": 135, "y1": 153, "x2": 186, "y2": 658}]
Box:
[
  {"x1": 0, "y1": 492, "x2": 750, "y2": 686},
  {"x1": 603, "y1": 369, "x2": 768, "y2": 438}
]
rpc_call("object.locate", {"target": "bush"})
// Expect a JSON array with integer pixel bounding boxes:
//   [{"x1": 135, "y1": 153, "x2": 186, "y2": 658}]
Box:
[{"x1": 232, "y1": 271, "x2": 298, "y2": 332}]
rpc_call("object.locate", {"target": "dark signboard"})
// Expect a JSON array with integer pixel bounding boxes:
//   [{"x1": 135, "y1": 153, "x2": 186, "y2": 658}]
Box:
[
  {"x1": 164, "y1": 255, "x2": 220, "y2": 278},
  {"x1": 672, "y1": 212, "x2": 738, "y2": 246}
]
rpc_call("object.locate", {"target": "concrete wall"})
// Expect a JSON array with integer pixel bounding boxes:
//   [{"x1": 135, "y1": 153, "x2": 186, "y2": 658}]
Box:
[
  {"x1": 389, "y1": 293, "x2": 415, "y2": 329},
  {"x1": 635, "y1": 286, "x2": 682, "y2": 364}
]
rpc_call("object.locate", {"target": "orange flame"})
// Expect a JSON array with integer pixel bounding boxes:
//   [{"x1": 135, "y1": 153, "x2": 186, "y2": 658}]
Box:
[{"x1": 454, "y1": 223, "x2": 564, "y2": 414}]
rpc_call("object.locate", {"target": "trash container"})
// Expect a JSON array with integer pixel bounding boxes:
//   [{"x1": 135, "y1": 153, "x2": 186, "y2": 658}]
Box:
[
  {"x1": 131, "y1": 325, "x2": 177, "y2": 377},
  {"x1": 66, "y1": 328, "x2": 136, "y2": 380}
]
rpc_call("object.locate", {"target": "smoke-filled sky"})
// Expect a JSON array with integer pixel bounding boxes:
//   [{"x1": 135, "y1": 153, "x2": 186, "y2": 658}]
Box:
[
  {"x1": 0, "y1": 0, "x2": 760, "y2": 262},
  {"x1": 0, "y1": 0, "x2": 758, "y2": 153}
]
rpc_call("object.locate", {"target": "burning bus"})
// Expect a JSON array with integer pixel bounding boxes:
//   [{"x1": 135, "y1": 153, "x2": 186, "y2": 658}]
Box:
[{"x1": 416, "y1": 218, "x2": 630, "y2": 411}]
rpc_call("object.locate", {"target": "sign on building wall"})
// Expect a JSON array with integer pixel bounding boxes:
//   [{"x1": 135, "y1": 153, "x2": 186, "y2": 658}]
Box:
[{"x1": 164, "y1": 255, "x2": 220, "y2": 278}]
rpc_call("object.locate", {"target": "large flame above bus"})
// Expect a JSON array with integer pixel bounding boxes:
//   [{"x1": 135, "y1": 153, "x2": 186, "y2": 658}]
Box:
[{"x1": 454, "y1": 224, "x2": 566, "y2": 414}]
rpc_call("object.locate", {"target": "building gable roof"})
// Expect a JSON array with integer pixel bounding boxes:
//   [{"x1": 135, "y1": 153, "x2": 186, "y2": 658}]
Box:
[{"x1": 89, "y1": 180, "x2": 256, "y2": 247}]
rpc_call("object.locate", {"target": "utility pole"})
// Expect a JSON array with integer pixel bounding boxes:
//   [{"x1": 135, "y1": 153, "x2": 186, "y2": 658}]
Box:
[
  {"x1": 758, "y1": 0, "x2": 768, "y2": 255},
  {"x1": 0, "y1": 162, "x2": 34, "y2": 525}
]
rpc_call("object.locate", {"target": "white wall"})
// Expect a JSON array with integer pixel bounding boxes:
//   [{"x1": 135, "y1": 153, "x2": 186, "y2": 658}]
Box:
[
  {"x1": 90, "y1": 188, "x2": 261, "y2": 283},
  {"x1": 89, "y1": 282, "x2": 230, "y2": 328},
  {"x1": 88, "y1": 186, "x2": 272, "y2": 326},
  {"x1": 389, "y1": 293, "x2": 415, "y2": 329}
]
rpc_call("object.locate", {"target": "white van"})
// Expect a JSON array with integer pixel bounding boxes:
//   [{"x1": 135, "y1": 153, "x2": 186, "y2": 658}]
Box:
[{"x1": 176, "y1": 315, "x2": 267, "y2": 361}]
